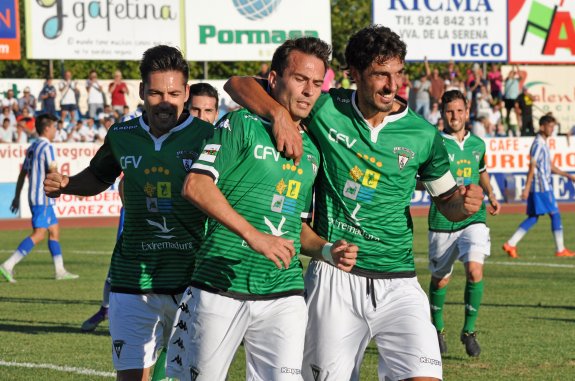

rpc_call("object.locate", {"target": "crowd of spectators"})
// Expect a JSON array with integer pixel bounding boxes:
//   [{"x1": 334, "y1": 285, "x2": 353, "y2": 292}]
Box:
[{"x1": 0, "y1": 69, "x2": 136, "y2": 144}]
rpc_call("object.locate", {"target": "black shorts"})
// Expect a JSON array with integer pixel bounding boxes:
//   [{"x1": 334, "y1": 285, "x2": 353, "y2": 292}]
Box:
[{"x1": 60, "y1": 104, "x2": 77, "y2": 111}]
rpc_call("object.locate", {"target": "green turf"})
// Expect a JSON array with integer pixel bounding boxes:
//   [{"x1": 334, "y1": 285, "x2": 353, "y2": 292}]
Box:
[{"x1": 1, "y1": 212, "x2": 575, "y2": 380}]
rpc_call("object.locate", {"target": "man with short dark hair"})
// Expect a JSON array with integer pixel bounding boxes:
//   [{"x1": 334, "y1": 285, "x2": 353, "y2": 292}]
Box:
[
  {"x1": 188, "y1": 83, "x2": 219, "y2": 124},
  {"x1": 44, "y1": 45, "x2": 215, "y2": 381},
  {"x1": 1, "y1": 114, "x2": 78, "y2": 283},
  {"x1": 225, "y1": 25, "x2": 485, "y2": 381}
]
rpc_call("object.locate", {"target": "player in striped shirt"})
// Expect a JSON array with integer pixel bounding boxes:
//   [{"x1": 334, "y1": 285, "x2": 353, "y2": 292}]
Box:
[
  {"x1": 503, "y1": 114, "x2": 575, "y2": 258},
  {"x1": 0, "y1": 114, "x2": 78, "y2": 283}
]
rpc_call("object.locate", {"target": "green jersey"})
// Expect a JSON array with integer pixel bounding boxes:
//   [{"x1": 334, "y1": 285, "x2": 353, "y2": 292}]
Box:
[
  {"x1": 89, "y1": 113, "x2": 214, "y2": 294},
  {"x1": 428, "y1": 132, "x2": 487, "y2": 232},
  {"x1": 308, "y1": 88, "x2": 454, "y2": 277},
  {"x1": 189, "y1": 109, "x2": 320, "y2": 299}
]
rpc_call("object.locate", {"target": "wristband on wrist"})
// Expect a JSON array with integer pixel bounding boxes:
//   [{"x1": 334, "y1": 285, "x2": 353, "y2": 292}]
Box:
[{"x1": 321, "y1": 243, "x2": 334, "y2": 265}]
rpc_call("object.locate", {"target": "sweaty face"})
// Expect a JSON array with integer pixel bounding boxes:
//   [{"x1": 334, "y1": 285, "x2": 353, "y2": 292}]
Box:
[
  {"x1": 140, "y1": 71, "x2": 189, "y2": 137},
  {"x1": 269, "y1": 50, "x2": 325, "y2": 122},
  {"x1": 190, "y1": 95, "x2": 218, "y2": 124},
  {"x1": 352, "y1": 57, "x2": 404, "y2": 116},
  {"x1": 442, "y1": 99, "x2": 468, "y2": 134}
]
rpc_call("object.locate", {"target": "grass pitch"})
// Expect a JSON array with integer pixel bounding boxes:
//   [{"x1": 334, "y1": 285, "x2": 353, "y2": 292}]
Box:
[{"x1": 0, "y1": 212, "x2": 574, "y2": 380}]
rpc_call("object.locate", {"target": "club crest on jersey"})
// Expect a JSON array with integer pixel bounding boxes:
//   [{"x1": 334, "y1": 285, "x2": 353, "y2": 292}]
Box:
[
  {"x1": 177, "y1": 150, "x2": 199, "y2": 172},
  {"x1": 393, "y1": 147, "x2": 415, "y2": 170},
  {"x1": 271, "y1": 179, "x2": 297, "y2": 214}
]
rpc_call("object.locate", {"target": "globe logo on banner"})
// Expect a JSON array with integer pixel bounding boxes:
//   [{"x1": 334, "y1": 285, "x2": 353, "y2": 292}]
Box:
[{"x1": 232, "y1": 0, "x2": 282, "y2": 20}]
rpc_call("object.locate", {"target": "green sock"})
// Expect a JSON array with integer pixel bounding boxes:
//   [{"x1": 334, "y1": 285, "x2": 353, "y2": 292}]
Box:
[
  {"x1": 151, "y1": 348, "x2": 168, "y2": 381},
  {"x1": 463, "y1": 280, "x2": 484, "y2": 333},
  {"x1": 429, "y1": 282, "x2": 447, "y2": 332}
]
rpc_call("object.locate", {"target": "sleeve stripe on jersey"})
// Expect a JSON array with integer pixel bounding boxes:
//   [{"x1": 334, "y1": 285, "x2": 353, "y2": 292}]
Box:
[
  {"x1": 190, "y1": 164, "x2": 219, "y2": 184},
  {"x1": 300, "y1": 212, "x2": 312, "y2": 220},
  {"x1": 423, "y1": 171, "x2": 457, "y2": 198}
]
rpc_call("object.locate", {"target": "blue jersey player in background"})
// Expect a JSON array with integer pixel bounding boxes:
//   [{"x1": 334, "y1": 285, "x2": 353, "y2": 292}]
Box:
[
  {"x1": 0, "y1": 114, "x2": 79, "y2": 283},
  {"x1": 503, "y1": 114, "x2": 575, "y2": 258}
]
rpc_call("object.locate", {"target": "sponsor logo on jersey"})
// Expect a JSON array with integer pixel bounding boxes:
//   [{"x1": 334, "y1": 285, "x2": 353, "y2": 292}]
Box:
[
  {"x1": 264, "y1": 215, "x2": 289, "y2": 236},
  {"x1": 173, "y1": 337, "x2": 185, "y2": 349},
  {"x1": 190, "y1": 367, "x2": 200, "y2": 381},
  {"x1": 113, "y1": 340, "x2": 125, "y2": 358},
  {"x1": 216, "y1": 118, "x2": 232, "y2": 131},
  {"x1": 328, "y1": 128, "x2": 356, "y2": 148},
  {"x1": 336, "y1": 96, "x2": 351, "y2": 103},
  {"x1": 199, "y1": 144, "x2": 221, "y2": 163},
  {"x1": 120, "y1": 155, "x2": 142, "y2": 169},
  {"x1": 280, "y1": 367, "x2": 302, "y2": 375},
  {"x1": 146, "y1": 216, "x2": 176, "y2": 239},
  {"x1": 171, "y1": 355, "x2": 183, "y2": 367},
  {"x1": 419, "y1": 356, "x2": 442, "y2": 366},
  {"x1": 254, "y1": 144, "x2": 281, "y2": 161},
  {"x1": 393, "y1": 146, "x2": 415, "y2": 170}
]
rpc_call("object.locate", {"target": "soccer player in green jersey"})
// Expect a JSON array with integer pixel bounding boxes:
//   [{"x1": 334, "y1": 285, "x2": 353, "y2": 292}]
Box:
[
  {"x1": 225, "y1": 25, "x2": 484, "y2": 381},
  {"x1": 188, "y1": 82, "x2": 219, "y2": 125},
  {"x1": 425, "y1": 90, "x2": 500, "y2": 358},
  {"x1": 166, "y1": 37, "x2": 357, "y2": 381},
  {"x1": 44, "y1": 45, "x2": 214, "y2": 381}
]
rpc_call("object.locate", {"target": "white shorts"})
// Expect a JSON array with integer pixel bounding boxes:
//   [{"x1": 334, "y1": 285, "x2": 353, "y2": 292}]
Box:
[
  {"x1": 109, "y1": 292, "x2": 181, "y2": 371},
  {"x1": 303, "y1": 261, "x2": 442, "y2": 381},
  {"x1": 166, "y1": 287, "x2": 307, "y2": 381},
  {"x1": 428, "y1": 223, "x2": 490, "y2": 279}
]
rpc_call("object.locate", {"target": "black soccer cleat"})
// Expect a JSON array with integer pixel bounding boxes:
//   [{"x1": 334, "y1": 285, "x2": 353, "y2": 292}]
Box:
[
  {"x1": 437, "y1": 330, "x2": 448, "y2": 355},
  {"x1": 461, "y1": 331, "x2": 481, "y2": 357}
]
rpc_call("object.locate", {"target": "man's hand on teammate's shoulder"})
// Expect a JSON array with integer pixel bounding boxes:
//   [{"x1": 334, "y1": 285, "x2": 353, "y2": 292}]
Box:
[
  {"x1": 271, "y1": 107, "x2": 303, "y2": 165},
  {"x1": 330, "y1": 240, "x2": 358, "y2": 273},
  {"x1": 244, "y1": 230, "x2": 295, "y2": 270},
  {"x1": 44, "y1": 171, "x2": 70, "y2": 198}
]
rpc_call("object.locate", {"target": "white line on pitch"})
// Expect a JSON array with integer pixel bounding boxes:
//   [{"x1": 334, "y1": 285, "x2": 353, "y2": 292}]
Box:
[
  {"x1": 414, "y1": 257, "x2": 575, "y2": 269},
  {"x1": 0, "y1": 360, "x2": 114, "y2": 378},
  {"x1": 0, "y1": 249, "x2": 110, "y2": 255}
]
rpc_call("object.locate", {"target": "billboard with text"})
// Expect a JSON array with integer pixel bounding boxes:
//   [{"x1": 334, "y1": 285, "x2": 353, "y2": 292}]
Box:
[
  {"x1": 184, "y1": 0, "x2": 331, "y2": 61},
  {"x1": 509, "y1": 0, "x2": 575, "y2": 63},
  {"x1": 24, "y1": 0, "x2": 183, "y2": 60},
  {"x1": 0, "y1": 0, "x2": 21, "y2": 60},
  {"x1": 373, "y1": 0, "x2": 507, "y2": 61}
]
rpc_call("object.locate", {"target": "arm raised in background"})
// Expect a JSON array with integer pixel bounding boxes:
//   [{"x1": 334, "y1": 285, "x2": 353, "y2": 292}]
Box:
[
  {"x1": 224, "y1": 76, "x2": 303, "y2": 165},
  {"x1": 182, "y1": 172, "x2": 295, "y2": 270}
]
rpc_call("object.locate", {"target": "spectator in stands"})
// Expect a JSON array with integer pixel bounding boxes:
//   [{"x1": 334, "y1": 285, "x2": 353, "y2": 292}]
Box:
[
  {"x1": 67, "y1": 120, "x2": 85, "y2": 142},
  {"x1": 80, "y1": 117, "x2": 97, "y2": 142},
  {"x1": 515, "y1": 86, "x2": 534, "y2": 136},
  {"x1": 445, "y1": 60, "x2": 460, "y2": 80},
  {"x1": 426, "y1": 102, "x2": 442, "y2": 126},
  {"x1": 16, "y1": 106, "x2": 36, "y2": 134},
  {"x1": 120, "y1": 105, "x2": 130, "y2": 121},
  {"x1": 121, "y1": 103, "x2": 143, "y2": 122},
  {"x1": 86, "y1": 70, "x2": 106, "y2": 119},
  {"x1": 472, "y1": 115, "x2": 491, "y2": 139},
  {"x1": 503, "y1": 65, "x2": 524, "y2": 129},
  {"x1": 97, "y1": 104, "x2": 114, "y2": 124},
  {"x1": 95, "y1": 117, "x2": 114, "y2": 143},
  {"x1": 256, "y1": 62, "x2": 270, "y2": 79},
  {"x1": 59, "y1": 70, "x2": 80, "y2": 123},
  {"x1": 339, "y1": 70, "x2": 351, "y2": 89},
  {"x1": 0, "y1": 118, "x2": 14, "y2": 143},
  {"x1": 109, "y1": 70, "x2": 129, "y2": 113},
  {"x1": 2, "y1": 89, "x2": 18, "y2": 113},
  {"x1": 53, "y1": 119, "x2": 68, "y2": 143},
  {"x1": 425, "y1": 57, "x2": 445, "y2": 105},
  {"x1": 0, "y1": 106, "x2": 16, "y2": 128},
  {"x1": 14, "y1": 121, "x2": 29, "y2": 143},
  {"x1": 487, "y1": 64, "x2": 503, "y2": 101},
  {"x1": 413, "y1": 72, "x2": 431, "y2": 117},
  {"x1": 39, "y1": 77, "x2": 57, "y2": 116},
  {"x1": 18, "y1": 87, "x2": 37, "y2": 115}
]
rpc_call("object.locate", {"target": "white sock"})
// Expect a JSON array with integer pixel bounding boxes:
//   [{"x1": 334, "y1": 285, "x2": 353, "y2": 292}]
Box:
[
  {"x1": 3, "y1": 251, "x2": 26, "y2": 270},
  {"x1": 52, "y1": 255, "x2": 65, "y2": 274},
  {"x1": 554, "y1": 230, "x2": 565, "y2": 253},
  {"x1": 508, "y1": 228, "x2": 527, "y2": 247}
]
